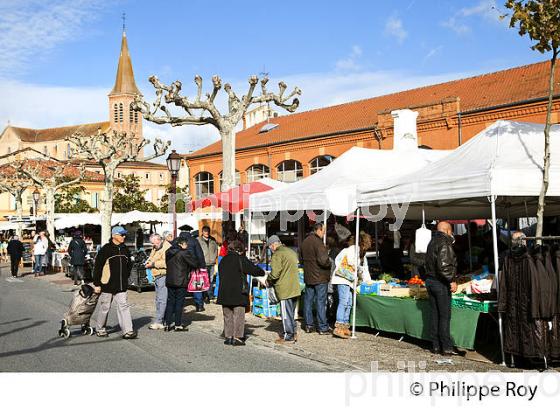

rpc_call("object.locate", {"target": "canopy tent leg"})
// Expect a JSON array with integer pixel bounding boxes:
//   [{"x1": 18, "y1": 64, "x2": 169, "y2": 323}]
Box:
[
  {"x1": 374, "y1": 221, "x2": 379, "y2": 260},
  {"x1": 491, "y1": 195, "x2": 506, "y2": 366},
  {"x1": 323, "y1": 208, "x2": 328, "y2": 245},
  {"x1": 467, "y1": 220, "x2": 473, "y2": 271},
  {"x1": 247, "y1": 210, "x2": 253, "y2": 298},
  {"x1": 351, "y1": 207, "x2": 361, "y2": 339}
]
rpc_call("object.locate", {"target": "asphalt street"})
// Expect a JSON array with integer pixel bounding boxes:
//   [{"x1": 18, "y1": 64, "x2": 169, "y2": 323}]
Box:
[{"x1": 0, "y1": 267, "x2": 328, "y2": 372}]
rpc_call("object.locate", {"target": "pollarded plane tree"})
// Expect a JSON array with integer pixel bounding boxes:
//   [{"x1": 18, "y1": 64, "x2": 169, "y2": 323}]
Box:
[
  {"x1": 0, "y1": 162, "x2": 36, "y2": 238},
  {"x1": 66, "y1": 129, "x2": 170, "y2": 243},
  {"x1": 133, "y1": 74, "x2": 301, "y2": 191},
  {"x1": 19, "y1": 160, "x2": 86, "y2": 239}
]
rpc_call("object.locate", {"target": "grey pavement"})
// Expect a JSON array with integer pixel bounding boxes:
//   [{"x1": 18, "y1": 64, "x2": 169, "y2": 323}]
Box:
[{"x1": 0, "y1": 265, "x2": 331, "y2": 372}]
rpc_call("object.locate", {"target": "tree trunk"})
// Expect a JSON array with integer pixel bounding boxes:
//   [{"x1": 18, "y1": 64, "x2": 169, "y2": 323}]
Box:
[
  {"x1": 220, "y1": 128, "x2": 236, "y2": 192},
  {"x1": 536, "y1": 49, "x2": 558, "y2": 244},
  {"x1": 101, "y1": 171, "x2": 115, "y2": 244},
  {"x1": 16, "y1": 192, "x2": 23, "y2": 239},
  {"x1": 45, "y1": 187, "x2": 55, "y2": 239}
]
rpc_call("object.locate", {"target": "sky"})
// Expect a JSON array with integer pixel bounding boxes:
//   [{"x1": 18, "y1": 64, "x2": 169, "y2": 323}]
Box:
[{"x1": 0, "y1": 0, "x2": 548, "y2": 158}]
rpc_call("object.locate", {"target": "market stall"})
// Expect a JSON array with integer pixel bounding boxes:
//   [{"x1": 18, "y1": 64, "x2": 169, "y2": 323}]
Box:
[{"x1": 355, "y1": 120, "x2": 560, "y2": 363}]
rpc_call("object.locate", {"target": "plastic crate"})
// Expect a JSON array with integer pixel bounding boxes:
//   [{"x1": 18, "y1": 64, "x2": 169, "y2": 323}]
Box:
[
  {"x1": 451, "y1": 296, "x2": 496, "y2": 313},
  {"x1": 252, "y1": 287, "x2": 267, "y2": 298}
]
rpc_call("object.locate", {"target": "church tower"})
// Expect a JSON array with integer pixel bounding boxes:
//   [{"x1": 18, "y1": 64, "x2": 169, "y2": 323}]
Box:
[{"x1": 108, "y1": 31, "x2": 144, "y2": 157}]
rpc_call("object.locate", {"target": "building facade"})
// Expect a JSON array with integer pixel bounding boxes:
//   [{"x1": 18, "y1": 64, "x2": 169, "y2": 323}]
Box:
[
  {"x1": 185, "y1": 61, "x2": 560, "y2": 200},
  {"x1": 0, "y1": 31, "x2": 168, "y2": 214}
]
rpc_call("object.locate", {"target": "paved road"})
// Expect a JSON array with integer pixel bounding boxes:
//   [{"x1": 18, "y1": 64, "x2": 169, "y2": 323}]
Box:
[{"x1": 0, "y1": 268, "x2": 328, "y2": 372}]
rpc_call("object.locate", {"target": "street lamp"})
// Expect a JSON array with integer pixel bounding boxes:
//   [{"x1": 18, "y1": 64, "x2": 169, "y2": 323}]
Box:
[
  {"x1": 32, "y1": 188, "x2": 40, "y2": 218},
  {"x1": 166, "y1": 150, "x2": 182, "y2": 238}
]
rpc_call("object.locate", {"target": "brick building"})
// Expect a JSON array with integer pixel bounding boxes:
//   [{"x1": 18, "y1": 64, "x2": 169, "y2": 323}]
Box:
[{"x1": 185, "y1": 61, "x2": 560, "y2": 200}]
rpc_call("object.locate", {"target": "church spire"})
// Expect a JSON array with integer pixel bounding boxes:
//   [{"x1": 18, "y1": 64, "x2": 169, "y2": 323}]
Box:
[{"x1": 109, "y1": 31, "x2": 141, "y2": 96}]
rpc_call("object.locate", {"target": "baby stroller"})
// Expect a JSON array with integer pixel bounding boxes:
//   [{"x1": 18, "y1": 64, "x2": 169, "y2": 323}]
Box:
[{"x1": 58, "y1": 283, "x2": 99, "y2": 339}]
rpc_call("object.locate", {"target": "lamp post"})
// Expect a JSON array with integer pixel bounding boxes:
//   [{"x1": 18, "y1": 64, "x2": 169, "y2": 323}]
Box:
[
  {"x1": 32, "y1": 188, "x2": 40, "y2": 219},
  {"x1": 166, "y1": 150, "x2": 182, "y2": 238}
]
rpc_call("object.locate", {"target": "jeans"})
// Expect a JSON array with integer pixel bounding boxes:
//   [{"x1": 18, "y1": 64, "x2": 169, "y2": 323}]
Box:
[
  {"x1": 205, "y1": 265, "x2": 215, "y2": 299},
  {"x1": 165, "y1": 287, "x2": 187, "y2": 326},
  {"x1": 92, "y1": 292, "x2": 134, "y2": 334},
  {"x1": 154, "y1": 275, "x2": 168, "y2": 324},
  {"x1": 336, "y1": 284, "x2": 353, "y2": 324},
  {"x1": 33, "y1": 254, "x2": 45, "y2": 274},
  {"x1": 193, "y1": 291, "x2": 204, "y2": 308},
  {"x1": 10, "y1": 256, "x2": 21, "y2": 277},
  {"x1": 280, "y1": 297, "x2": 298, "y2": 340},
  {"x1": 73, "y1": 265, "x2": 85, "y2": 283},
  {"x1": 303, "y1": 283, "x2": 329, "y2": 332},
  {"x1": 425, "y1": 277, "x2": 453, "y2": 351}
]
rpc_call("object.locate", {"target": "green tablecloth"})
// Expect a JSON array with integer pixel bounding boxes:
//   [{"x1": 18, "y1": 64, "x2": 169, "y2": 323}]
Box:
[{"x1": 354, "y1": 294, "x2": 481, "y2": 349}]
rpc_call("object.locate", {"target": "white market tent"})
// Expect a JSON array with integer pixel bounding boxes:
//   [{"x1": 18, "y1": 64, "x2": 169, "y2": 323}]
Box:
[
  {"x1": 250, "y1": 146, "x2": 449, "y2": 216},
  {"x1": 354, "y1": 120, "x2": 560, "y2": 365},
  {"x1": 53, "y1": 211, "x2": 222, "y2": 231},
  {"x1": 356, "y1": 121, "x2": 560, "y2": 219}
]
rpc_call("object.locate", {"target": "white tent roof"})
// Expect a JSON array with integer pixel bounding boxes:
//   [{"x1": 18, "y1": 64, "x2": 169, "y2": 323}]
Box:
[
  {"x1": 250, "y1": 146, "x2": 449, "y2": 216},
  {"x1": 54, "y1": 213, "x2": 102, "y2": 230},
  {"x1": 356, "y1": 121, "x2": 560, "y2": 219}
]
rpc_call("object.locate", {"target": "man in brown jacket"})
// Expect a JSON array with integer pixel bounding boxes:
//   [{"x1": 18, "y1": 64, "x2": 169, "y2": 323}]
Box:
[
  {"x1": 300, "y1": 222, "x2": 332, "y2": 334},
  {"x1": 146, "y1": 233, "x2": 172, "y2": 329}
]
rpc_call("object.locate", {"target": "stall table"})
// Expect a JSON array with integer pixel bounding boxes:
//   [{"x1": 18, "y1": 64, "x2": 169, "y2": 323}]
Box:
[{"x1": 354, "y1": 294, "x2": 484, "y2": 350}]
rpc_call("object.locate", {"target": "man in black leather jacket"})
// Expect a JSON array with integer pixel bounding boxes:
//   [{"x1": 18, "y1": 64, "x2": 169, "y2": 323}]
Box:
[{"x1": 425, "y1": 221, "x2": 458, "y2": 355}]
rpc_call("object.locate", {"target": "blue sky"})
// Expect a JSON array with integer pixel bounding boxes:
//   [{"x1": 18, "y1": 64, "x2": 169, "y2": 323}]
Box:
[{"x1": 0, "y1": 0, "x2": 547, "y2": 154}]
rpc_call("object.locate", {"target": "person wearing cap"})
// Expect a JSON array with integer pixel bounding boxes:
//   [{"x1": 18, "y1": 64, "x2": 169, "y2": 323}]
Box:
[
  {"x1": 91, "y1": 226, "x2": 137, "y2": 339},
  {"x1": 266, "y1": 235, "x2": 301, "y2": 344}
]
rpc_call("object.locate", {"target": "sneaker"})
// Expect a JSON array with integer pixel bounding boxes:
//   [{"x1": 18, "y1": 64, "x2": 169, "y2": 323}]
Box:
[
  {"x1": 164, "y1": 324, "x2": 175, "y2": 332},
  {"x1": 196, "y1": 306, "x2": 205, "y2": 313},
  {"x1": 96, "y1": 328, "x2": 109, "y2": 337},
  {"x1": 122, "y1": 331, "x2": 138, "y2": 339},
  {"x1": 303, "y1": 326, "x2": 315, "y2": 333},
  {"x1": 317, "y1": 329, "x2": 332, "y2": 335},
  {"x1": 224, "y1": 337, "x2": 234, "y2": 346},
  {"x1": 148, "y1": 323, "x2": 165, "y2": 330},
  {"x1": 174, "y1": 325, "x2": 189, "y2": 332},
  {"x1": 275, "y1": 337, "x2": 296, "y2": 345}
]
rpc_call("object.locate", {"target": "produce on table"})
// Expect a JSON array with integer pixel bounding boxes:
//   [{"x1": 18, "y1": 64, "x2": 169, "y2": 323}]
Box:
[{"x1": 407, "y1": 275, "x2": 424, "y2": 286}]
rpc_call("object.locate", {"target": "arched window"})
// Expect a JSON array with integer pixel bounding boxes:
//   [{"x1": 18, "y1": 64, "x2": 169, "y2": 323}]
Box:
[
  {"x1": 113, "y1": 104, "x2": 118, "y2": 122},
  {"x1": 309, "y1": 155, "x2": 335, "y2": 174},
  {"x1": 219, "y1": 170, "x2": 241, "y2": 190},
  {"x1": 194, "y1": 172, "x2": 215, "y2": 198},
  {"x1": 134, "y1": 110, "x2": 139, "y2": 124},
  {"x1": 246, "y1": 164, "x2": 270, "y2": 182},
  {"x1": 119, "y1": 103, "x2": 123, "y2": 123},
  {"x1": 276, "y1": 160, "x2": 303, "y2": 182},
  {"x1": 129, "y1": 103, "x2": 134, "y2": 123}
]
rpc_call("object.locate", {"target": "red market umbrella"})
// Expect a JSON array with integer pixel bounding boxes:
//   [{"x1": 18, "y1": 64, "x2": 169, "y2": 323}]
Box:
[{"x1": 189, "y1": 181, "x2": 276, "y2": 213}]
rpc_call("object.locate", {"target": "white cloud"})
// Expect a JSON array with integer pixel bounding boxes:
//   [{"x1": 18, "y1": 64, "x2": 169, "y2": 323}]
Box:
[
  {"x1": 441, "y1": 0, "x2": 502, "y2": 35},
  {"x1": 1, "y1": 66, "x2": 480, "y2": 162},
  {"x1": 0, "y1": 0, "x2": 107, "y2": 78},
  {"x1": 423, "y1": 46, "x2": 443, "y2": 63},
  {"x1": 335, "y1": 45, "x2": 363, "y2": 71},
  {"x1": 384, "y1": 16, "x2": 408, "y2": 44}
]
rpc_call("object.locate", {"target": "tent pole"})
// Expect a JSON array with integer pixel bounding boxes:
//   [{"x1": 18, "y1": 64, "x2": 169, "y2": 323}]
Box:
[
  {"x1": 247, "y1": 210, "x2": 252, "y2": 299},
  {"x1": 323, "y1": 208, "x2": 327, "y2": 245},
  {"x1": 491, "y1": 195, "x2": 506, "y2": 366},
  {"x1": 467, "y1": 220, "x2": 473, "y2": 271},
  {"x1": 374, "y1": 221, "x2": 379, "y2": 260},
  {"x1": 351, "y1": 207, "x2": 361, "y2": 339}
]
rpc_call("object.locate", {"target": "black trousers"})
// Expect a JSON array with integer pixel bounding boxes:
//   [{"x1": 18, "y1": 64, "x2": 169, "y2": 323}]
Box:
[
  {"x1": 425, "y1": 278, "x2": 453, "y2": 351},
  {"x1": 10, "y1": 256, "x2": 21, "y2": 277},
  {"x1": 165, "y1": 287, "x2": 187, "y2": 326}
]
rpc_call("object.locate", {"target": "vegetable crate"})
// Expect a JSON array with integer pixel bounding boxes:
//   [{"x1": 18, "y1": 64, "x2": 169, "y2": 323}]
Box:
[{"x1": 451, "y1": 295, "x2": 497, "y2": 313}]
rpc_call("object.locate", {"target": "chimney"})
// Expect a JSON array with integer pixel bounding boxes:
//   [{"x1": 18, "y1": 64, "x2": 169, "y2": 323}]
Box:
[{"x1": 391, "y1": 109, "x2": 418, "y2": 151}]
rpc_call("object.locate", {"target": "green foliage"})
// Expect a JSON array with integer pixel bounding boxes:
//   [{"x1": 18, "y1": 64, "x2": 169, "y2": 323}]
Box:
[
  {"x1": 504, "y1": 0, "x2": 560, "y2": 53},
  {"x1": 54, "y1": 185, "x2": 95, "y2": 213},
  {"x1": 113, "y1": 174, "x2": 159, "y2": 212},
  {"x1": 159, "y1": 184, "x2": 187, "y2": 213}
]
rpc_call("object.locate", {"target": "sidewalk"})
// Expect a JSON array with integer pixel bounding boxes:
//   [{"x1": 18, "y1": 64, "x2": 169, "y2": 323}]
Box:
[{"x1": 28, "y1": 267, "x2": 520, "y2": 372}]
